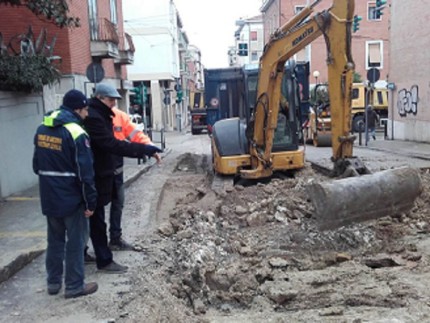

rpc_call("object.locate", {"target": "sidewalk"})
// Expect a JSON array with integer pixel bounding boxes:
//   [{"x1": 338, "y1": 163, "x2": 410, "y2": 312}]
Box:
[
  {"x1": 365, "y1": 138, "x2": 430, "y2": 161},
  {"x1": 1, "y1": 132, "x2": 430, "y2": 285},
  {"x1": 0, "y1": 146, "x2": 172, "y2": 285}
]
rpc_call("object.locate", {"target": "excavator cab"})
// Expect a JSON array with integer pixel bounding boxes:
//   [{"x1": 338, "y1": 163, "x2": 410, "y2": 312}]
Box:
[
  {"x1": 248, "y1": 61, "x2": 301, "y2": 154},
  {"x1": 212, "y1": 61, "x2": 305, "y2": 176}
]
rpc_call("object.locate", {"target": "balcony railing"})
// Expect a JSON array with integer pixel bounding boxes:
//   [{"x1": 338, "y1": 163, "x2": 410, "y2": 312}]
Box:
[
  {"x1": 124, "y1": 33, "x2": 135, "y2": 52},
  {"x1": 114, "y1": 32, "x2": 135, "y2": 65},
  {"x1": 90, "y1": 18, "x2": 119, "y2": 58},
  {"x1": 90, "y1": 18, "x2": 119, "y2": 44}
]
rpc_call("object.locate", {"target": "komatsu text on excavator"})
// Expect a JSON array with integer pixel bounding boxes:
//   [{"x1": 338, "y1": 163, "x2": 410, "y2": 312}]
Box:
[{"x1": 210, "y1": 0, "x2": 422, "y2": 229}]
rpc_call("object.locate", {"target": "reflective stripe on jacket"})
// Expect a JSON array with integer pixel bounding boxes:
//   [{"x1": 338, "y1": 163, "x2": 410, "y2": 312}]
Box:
[
  {"x1": 112, "y1": 107, "x2": 152, "y2": 144},
  {"x1": 112, "y1": 107, "x2": 153, "y2": 172}
]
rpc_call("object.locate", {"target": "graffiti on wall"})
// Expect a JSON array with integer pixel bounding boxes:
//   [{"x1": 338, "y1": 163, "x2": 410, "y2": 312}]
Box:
[{"x1": 397, "y1": 85, "x2": 419, "y2": 117}]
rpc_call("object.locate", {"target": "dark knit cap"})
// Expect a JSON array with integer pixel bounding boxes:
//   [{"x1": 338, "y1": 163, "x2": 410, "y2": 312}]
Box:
[{"x1": 63, "y1": 89, "x2": 88, "y2": 110}]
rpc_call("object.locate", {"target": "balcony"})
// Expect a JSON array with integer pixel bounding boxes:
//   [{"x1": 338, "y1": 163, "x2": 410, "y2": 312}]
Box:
[
  {"x1": 114, "y1": 33, "x2": 135, "y2": 65},
  {"x1": 90, "y1": 18, "x2": 119, "y2": 59}
]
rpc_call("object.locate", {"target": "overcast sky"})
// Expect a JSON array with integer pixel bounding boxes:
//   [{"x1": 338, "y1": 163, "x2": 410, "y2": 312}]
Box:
[{"x1": 173, "y1": 0, "x2": 262, "y2": 68}]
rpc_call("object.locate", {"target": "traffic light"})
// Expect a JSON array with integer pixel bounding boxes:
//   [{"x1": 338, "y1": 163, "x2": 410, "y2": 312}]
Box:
[
  {"x1": 142, "y1": 85, "x2": 147, "y2": 103},
  {"x1": 375, "y1": 0, "x2": 386, "y2": 18},
  {"x1": 131, "y1": 85, "x2": 143, "y2": 105},
  {"x1": 238, "y1": 43, "x2": 248, "y2": 56},
  {"x1": 352, "y1": 15, "x2": 362, "y2": 33},
  {"x1": 176, "y1": 90, "x2": 183, "y2": 103}
]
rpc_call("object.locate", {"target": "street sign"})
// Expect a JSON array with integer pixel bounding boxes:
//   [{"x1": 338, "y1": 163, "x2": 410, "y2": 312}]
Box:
[
  {"x1": 86, "y1": 63, "x2": 105, "y2": 83},
  {"x1": 367, "y1": 68, "x2": 380, "y2": 84}
]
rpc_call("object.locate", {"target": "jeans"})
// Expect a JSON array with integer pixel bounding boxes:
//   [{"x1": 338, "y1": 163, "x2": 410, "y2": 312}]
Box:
[
  {"x1": 109, "y1": 172, "x2": 125, "y2": 241},
  {"x1": 366, "y1": 127, "x2": 376, "y2": 141},
  {"x1": 46, "y1": 206, "x2": 88, "y2": 295},
  {"x1": 90, "y1": 203, "x2": 113, "y2": 268}
]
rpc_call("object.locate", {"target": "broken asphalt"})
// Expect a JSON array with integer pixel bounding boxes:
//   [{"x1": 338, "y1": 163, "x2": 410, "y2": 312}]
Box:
[{"x1": 1, "y1": 130, "x2": 430, "y2": 285}]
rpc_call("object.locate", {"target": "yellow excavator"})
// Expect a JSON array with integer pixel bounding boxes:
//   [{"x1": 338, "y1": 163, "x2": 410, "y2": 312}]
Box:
[{"x1": 210, "y1": 0, "x2": 422, "y2": 229}]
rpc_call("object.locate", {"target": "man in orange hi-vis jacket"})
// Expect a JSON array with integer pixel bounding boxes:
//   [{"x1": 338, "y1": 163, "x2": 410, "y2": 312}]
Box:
[{"x1": 109, "y1": 107, "x2": 161, "y2": 250}]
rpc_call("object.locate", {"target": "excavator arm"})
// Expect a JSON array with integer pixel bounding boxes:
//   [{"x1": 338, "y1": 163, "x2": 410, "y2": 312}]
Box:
[
  {"x1": 211, "y1": 0, "x2": 422, "y2": 229},
  {"x1": 242, "y1": 0, "x2": 359, "y2": 179}
]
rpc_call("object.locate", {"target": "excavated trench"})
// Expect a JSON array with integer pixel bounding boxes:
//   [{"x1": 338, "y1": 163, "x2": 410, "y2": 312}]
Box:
[{"x1": 153, "y1": 153, "x2": 430, "y2": 318}]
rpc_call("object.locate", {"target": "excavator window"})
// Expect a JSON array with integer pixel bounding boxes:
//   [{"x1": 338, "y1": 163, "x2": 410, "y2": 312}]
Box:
[{"x1": 273, "y1": 111, "x2": 298, "y2": 152}]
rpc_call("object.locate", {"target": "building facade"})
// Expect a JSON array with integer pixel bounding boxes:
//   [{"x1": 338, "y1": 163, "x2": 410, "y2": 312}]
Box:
[
  {"x1": 260, "y1": 0, "x2": 390, "y2": 86},
  {"x1": 0, "y1": 0, "x2": 133, "y2": 197},
  {"x1": 124, "y1": 0, "x2": 203, "y2": 132},
  {"x1": 229, "y1": 15, "x2": 264, "y2": 67},
  {"x1": 388, "y1": 1, "x2": 430, "y2": 141},
  {"x1": 1, "y1": 0, "x2": 133, "y2": 108}
]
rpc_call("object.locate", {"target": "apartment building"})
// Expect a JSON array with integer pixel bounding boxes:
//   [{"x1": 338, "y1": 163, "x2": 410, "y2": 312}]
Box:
[
  {"x1": 124, "y1": 0, "x2": 203, "y2": 131},
  {"x1": 229, "y1": 15, "x2": 264, "y2": 67},
  {"x1": 260, "y1": 0, "x2": 390, "y2": 86},
  {"x1": 1, "y1": 0, "x2": 133, "y2": 108}
]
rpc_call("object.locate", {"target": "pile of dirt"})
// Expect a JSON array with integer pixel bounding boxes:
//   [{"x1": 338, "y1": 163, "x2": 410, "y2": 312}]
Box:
[{"x1": 140, "y1": 154, "x2": 430, "y2": 320}]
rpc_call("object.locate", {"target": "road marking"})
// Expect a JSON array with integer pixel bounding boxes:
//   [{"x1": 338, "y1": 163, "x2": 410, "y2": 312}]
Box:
[
  {"x1": 0, "y1": 231, "x2": 45, "y2": 238},
  {"x1": 4, "y1": 197, "x2": 39, "y2": 201}
]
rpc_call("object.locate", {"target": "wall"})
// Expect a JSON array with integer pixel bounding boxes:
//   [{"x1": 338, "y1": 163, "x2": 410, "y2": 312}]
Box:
[
  {"x1": 125, "y1": 0, "x2": 180, "y2": 80},
  {"x1": 388, "y1": 1, "x2": 430, "y2": 141},
  {"x1": 0, "y1": 91, "x2": 44, "y2": 197}
]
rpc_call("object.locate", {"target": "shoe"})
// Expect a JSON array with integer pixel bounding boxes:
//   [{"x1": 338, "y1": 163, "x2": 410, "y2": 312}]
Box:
[
  {"x1": 98, "y1": 261, "x2": 128, "y2": 274},
  {"x1": 84, "y1": 253, "x2": 96, "y2": 263},
  {"x1": 65, "y1": 282, "x2": 98, "y2": 299},
  {"x1": 48, "y1": 286, "x2": 61, "y2": 295},
  {"x1": 109, "y1": 238, "x2": 135, "y2": 251}
]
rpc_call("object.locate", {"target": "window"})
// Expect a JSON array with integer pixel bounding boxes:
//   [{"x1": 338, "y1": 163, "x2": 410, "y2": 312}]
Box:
[
  {"x1": 88, "y1": 0, "x2": 98, "y2": 39},
  {"x1": 366, "y1": 41, "x2": 383, "y2": 69},
  {"x1": 295, "y1": 6, "x2": 305, "y2": 14},
  {"x1": 250, "y1": 31, "x2": 258, "y2": 41},
  {"x1": 352, "y1": 88, "x2": 359, "y2": 99},
  {"x1": 110, "y1": 0, "x2": 118, "y2": 24},
  {"x1": 251, "y1": 51, "x2": 258, "y2": 61},
  {"x1": 368, "y1": 2, "x2": 381, "y2": 21}
]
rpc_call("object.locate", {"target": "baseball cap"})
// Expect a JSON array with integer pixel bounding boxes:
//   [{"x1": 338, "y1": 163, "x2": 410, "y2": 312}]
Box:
[
  {"x1": 63, "y1": 89, "x2": 88, "y2": 110},
  {"x1": 94, "y1": 83, "x2": 122, "y2": 99}
]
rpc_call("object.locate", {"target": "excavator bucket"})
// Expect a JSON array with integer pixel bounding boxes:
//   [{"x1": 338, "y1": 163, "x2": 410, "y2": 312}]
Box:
[{"x1": 307, "y1": 167, "x2": 422, "y2": 230}]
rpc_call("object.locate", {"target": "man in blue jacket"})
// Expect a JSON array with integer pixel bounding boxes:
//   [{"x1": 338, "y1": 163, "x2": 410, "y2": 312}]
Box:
[{"x1": 33, "y1": 89, "x2": 98, "y2": 299}]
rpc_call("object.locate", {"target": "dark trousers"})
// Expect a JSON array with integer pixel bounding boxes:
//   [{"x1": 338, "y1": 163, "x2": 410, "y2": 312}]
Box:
[
  {"x1": 109, "y1": 172, "x2": 125, "y2": 240},
  {"x1": 90, "y1": 204, "x2": 113, "y2": 269},
  {"x1": 46, "y1": 206, "x2": 88, "y2": 294}
]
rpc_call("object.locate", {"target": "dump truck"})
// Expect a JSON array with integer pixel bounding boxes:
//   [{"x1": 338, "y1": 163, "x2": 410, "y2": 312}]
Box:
[{"x1": 190, "y1": 108, "x2": 207, "y2": 135}]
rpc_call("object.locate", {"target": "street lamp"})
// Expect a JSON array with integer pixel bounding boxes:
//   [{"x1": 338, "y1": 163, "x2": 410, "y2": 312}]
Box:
[{"x1": 313, "y1": 70, "x2": 320, "y2": 85}]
